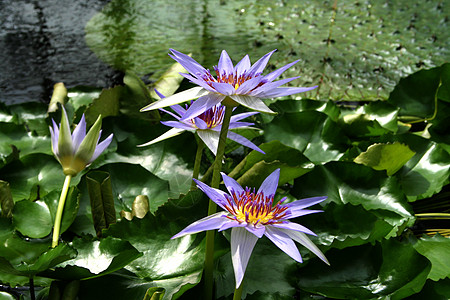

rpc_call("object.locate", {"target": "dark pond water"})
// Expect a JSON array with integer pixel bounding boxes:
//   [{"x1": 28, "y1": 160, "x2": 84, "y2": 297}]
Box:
[
  {"x1": 0, "y1": 0, "x2": 122, "y2": 105},
  {"x1": 0, "y1": 0, "x2": 448, "y2": 104}
]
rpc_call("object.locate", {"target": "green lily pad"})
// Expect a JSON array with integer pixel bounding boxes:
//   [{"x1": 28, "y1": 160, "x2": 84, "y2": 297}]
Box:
[
  {"x1": 414, "y1": 234, "x2": 450, "y2": 281},
  {"x1": 354, "y1": 142, "x2": 416, "y2": 176},
  {"x1": 0, "y1": 153, "x2": 82, "y2": 202},
  {"x1": 388, "y1": 64, "x2": 447, "y2": 120},
  {"x1": 264, "y1": 111, "x2": 349, "y2": 164},
  {"x1": 229, "y1": 140, "x2": 315, "y2": 188},
  {"x1": 292, "y1": 161, "x2": 413, "y2": 223},
  {"x1": 44, "y1": 236, "x2": 141, "y2": 280},
  {"x1": 89, "y1": 190, "x2": 212, "y2": 300},
  {"x1": 296, "y1": 238, "x2": 431, "y2": 299},
  {"x1": 396, "y1": 135, "x2": 450, "y2": 201},
  {"x1": 12, "y1": 200, "x2": 53, "y2": 239}
]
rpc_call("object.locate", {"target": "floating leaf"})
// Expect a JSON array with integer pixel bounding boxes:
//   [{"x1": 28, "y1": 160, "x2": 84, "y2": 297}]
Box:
[
  {"x1": 120, "y1": 195, "x2": 150, "y2": 221},
  {"x1": 296, "y1": 238, "x2": 431, "y2": 299},
  {"x1": 264, "y1": 111, "x2": 349, "y2": 164},
  {"x1": 388, "y1": 64, "x2": 443, "y2": 120},
  {"x1": 0, "y1": 180, "x2": 14, "y2": 218},
  {"x1": 44, "y1": 236, "x2": 142, "y2": 280},
  {"x1": 397, "y1": 135, "x2": 450, "y2": 201},
  {"x1": 354, "y1": 142, "x2": 416, "y2": 176},
  {"x1": 143, "y1": 287, "x2": 165, "y2": 300},
  {"x1": 86, "y1": 171, "x2": 116, "y2": 237},
  {"x1": 229, "y1": 140, "x2": 314, "y2": 188},
  {"x1": 12, "y1": 199, "x2": 53, "y2": 238},
  {"x1": 414, "y1": 234, "x2": 450, "y2": 281},
  {"x1": 85, "y1": 86, "x2": 121, "y2": 126}
]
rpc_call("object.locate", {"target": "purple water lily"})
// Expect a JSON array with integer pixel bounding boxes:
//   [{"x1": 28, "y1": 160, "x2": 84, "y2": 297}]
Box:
[
  {"x1": 139, "y1": 91, "x2": 264, "y2": 155},
  {"x1": 172, "y1": 169, "x2": 329, "y2": 288},
  {"x1": 49, "y1": 107, "x2": 113, "y2": 176},
  {"x1": 140, "y1": 49, "x2": 318, "y2": 120}
]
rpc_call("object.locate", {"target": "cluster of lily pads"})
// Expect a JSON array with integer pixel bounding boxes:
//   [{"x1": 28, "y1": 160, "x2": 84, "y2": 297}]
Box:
[{"x1": 0, "y1": 49, "x2": 449, "y2": 300}]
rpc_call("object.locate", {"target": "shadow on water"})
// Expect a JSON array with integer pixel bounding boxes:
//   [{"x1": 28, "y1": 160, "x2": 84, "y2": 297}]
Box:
[{"x1": 0, "y1": 0, "x2": 123, "y2": 105}]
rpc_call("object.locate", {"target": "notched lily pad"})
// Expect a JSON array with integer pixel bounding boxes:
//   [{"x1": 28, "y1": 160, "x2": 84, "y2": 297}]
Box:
[{"x1": 354, "y1": 142, "x2": 416, "y2": 176}]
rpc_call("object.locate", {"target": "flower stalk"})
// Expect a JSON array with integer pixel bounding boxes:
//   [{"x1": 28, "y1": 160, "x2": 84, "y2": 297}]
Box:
[
  {"x1": 52, "y1": 174, "x2": 72, "y2": 248},
  {"x1": 204, "y1": 103, "x2": 233, "y2": 300},
  {"x1": 190, "y1": 134, "x2": 205, "y2": 190},
  {"x1": 233, "y1": 284, "x2": 243, "y2": 300}
]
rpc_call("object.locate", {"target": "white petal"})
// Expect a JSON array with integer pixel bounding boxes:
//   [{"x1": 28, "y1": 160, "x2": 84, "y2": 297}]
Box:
[
  {"x1": 140, "y1": 87, "x2": 209, "y2": 111},
  {"x1": 197, "y1": 129, "x2": 220, "y2": 155},
  {"x1": 231, "y1": 227, "x2": 259, "y2": 288},
  {"x1": 229, "y1": 95, "x2": 276, "y2": 114},
  {"x1": 137, "y1": 127, "x2": 186, "y2": 147},
  {"x1": 279, "y1": 228, "x2": 329, "y2": 265}
]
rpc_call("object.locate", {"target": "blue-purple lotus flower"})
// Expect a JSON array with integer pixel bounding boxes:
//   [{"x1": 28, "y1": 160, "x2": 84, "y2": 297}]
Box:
[
  {"x1": 172, "y1": 169, "x2": 329, "y2": 288},
  {"x1": 140, "y1": 49, "x2": 318, "y2": 120},
  {"x1": 49, "y1": 107, "x2": 113, "y2": 176},
  {"x1": 139, "y1": 93, "x2": 264, "y2": 154}
]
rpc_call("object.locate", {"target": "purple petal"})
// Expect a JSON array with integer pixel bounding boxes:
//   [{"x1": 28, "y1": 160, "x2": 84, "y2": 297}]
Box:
[
  {"x1": 283, "y1": 209, "x2": 323, "y2": 220},
  {"x1": 285, "y1": 196, "x2": 327, "y2": 211},
  {"x1": 219, "y1": 220, "x2": 245, "y2": 232},
  {"x1": 181, "y1": 93, "x2": 225, "y2": 120},
  {"x1": 138, "y1": 127, "x2": 185, "y2": 147},
  {"x1": 50, "y1": 120, "x2": 60, "y2": 155},
  {"x1": 71, "y1": 114, "x2": 87, "y2": 150},
  {"x1": 230, "y1": 111, "x2": 259, "y2": 122},
  {"x1": 279, "y1": 229, "x2": 329, "y2": 265},
  {"x1": 251, "y1": 76, "x2": 301, "y2": 96},
  {"x1": 161, "y1": 121, "x2": 195, "y2": 131},
  {"x1": 235, "y1": 76, "x2": 265, "y2": 95},
  {"x1": 263, "y1": 60, "x2": 299, "y2": 82},
  {"x1": 171, "y1": 212, "x2": 230, "y2": 239},
  {"x1": 221, "y1": 172, "x2": 244, "y2": 195},
  {"x1": 248, "y1": 49, "x2": 277, "y2": 76},
  {"x1": 180, "y1": 73, "x2": 216, "y2": 92},
  {"x1": 270, "y1": 221, "x2": 317, "y2": 236},
  {"x1": 193, "y1": 178, "x2": 228, "y2": 210},
  {"x1": 264, "y1": 226, "x2": 302, "y2": 262},
  {"x1": 231, "y1": 227, "x2": 259, "y2": 288},
  {"x1": 227, "y1": 121, "x2": 254, "y2": 129},
  {"x1": 235, "y1": 55, "x2": 251, "y2": 75},
  {"x1": 257, "y1": 86, "x2": 318, "y2": 98},
  {"x1": 257, "y1": 168, "x2": 280, "y2": 197},
  {"x1": 227, "y1": 131, "x2": 265, "y2": 154},
  {"x1": 229, "y1": 95, "x2": 275, "y2": 114},
  {"x1": 210, "y1": 82, "x2": 236, "y2": 96},
  {"x1": 154, "y1": 88, "x2": 166, "y2": 99},
  {"x1": 245, "y1": 224, "x2": 265, "y2": 238},
  {"x1": 218, "y1": 50, "x2": 235, "y2": 75},
  {"x1": 159, "y1": 108, "x2": 182, "y2": 120},
  {"x1": 169, "y1": 49, "x2": 208, "y2": 77},
  {"x1": 170, "y1": 104, "x2": 187, "y2": 116},
  {"x1": 193, "y1": 117, "x2": 208, "y2": 130},
  {"x1": 197, "y1": 130, "x2": 220, "y2": 155},
  {"x1": 90, "y1": 133, "x2": 113, "y2": 162}
]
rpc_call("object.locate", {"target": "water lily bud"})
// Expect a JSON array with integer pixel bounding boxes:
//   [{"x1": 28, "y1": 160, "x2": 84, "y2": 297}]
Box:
[{"x1": 49, "y1": 107, "x2": 113, "y2": 176}]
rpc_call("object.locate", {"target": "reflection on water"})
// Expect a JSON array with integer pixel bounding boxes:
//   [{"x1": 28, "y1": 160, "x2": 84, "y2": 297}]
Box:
[
  {"x1": 85, "y1": 0, "x2": 449, "y2": 101},
  {"x1": 0, "y1": 0, "x2": 122, "y2": 105},
  {"x1": 1, "y1": 0, "x2": 448, "y2": 104}
]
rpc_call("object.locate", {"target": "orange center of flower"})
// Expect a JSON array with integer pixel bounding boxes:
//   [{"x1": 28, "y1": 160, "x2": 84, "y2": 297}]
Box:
[
  {"x1": 191, "y1": 105, "x2": 225, "y2": 129},
  {"x1": 200, "y1": 68, "x2": 267, "y2": 92},
  {"x1": 224, "y1": 188, "x2": 288, "y2": 226}
]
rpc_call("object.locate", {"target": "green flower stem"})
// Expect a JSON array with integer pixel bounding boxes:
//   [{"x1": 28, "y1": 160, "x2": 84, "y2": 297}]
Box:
[
  {"x1": 52, "y1": 174, "x2": 72, "y2": 248},
  {"x1": 204, "y1": 104, "x2": 233, "y2": 300},
  {"x1": 190, "y1": 134, "x2": 205, "y2": 190},
  {"x1": 233, "y1": 284, "x2": 243, "y2": 300}
]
